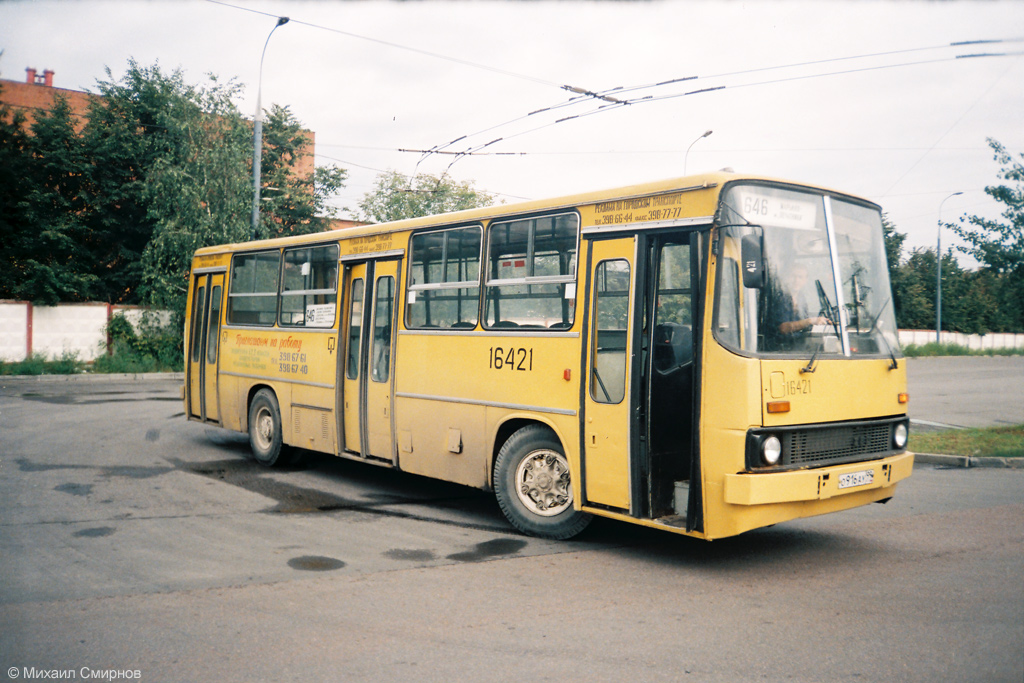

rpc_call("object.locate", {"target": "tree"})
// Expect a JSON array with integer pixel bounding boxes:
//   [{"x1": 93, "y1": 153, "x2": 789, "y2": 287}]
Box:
[
  {"x1": 948, "y1": 138, "x2": 1024, "y2": 330},
  {"x1": 0, "y1": 91, "x2": 99, "y2": 304},
  {"x1": 256, "y1": 104, "x2": 347, "y2": 239},
  {"x1": 358, "y1": 170, "x2": 497, "y2": 223},
  {"x1": 137, "y1": 72, "x2": 253, "y2": 316}
]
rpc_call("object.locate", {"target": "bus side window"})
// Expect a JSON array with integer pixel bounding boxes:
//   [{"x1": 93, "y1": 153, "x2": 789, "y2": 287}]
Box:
[
  {"x1": 485, "y1": 213, "x2": 578, "y2": 329},
  {"x1": 406, "y1": 226, "x2": 481, "y2": 330},
  {"x1": 206, "y1": 285, "x2": 222, "y2": 364},
  {"x1": 371, "y1": 276, "x2": 395, "y2": 383},
  {"x1": 347, "y1": 278, "x2": 364, "y2": 379},
  {"x1": 590, "y1": 259, "x2": 630, "y2": 404},
  {"x1": 715, "y1": 257, "x2": 741, "y2": 349},
  {"x1": 227, "y1": 251, "x2": 280, "y2": 326},
  {"x1": 280, "y1": 244, "x2": 340, "y2": 328},
  {"x1": 190, "y1": 285, "x2": 206, "y2": 362}
]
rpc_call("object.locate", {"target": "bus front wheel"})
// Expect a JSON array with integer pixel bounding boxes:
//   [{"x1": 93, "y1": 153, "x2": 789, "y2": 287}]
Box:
[
  {"x1": 494, "y1": 425, "x2": 592, "y2": 540},
  {"x1": 248, "y1": 389, "x2": 287, "y2": 467}
]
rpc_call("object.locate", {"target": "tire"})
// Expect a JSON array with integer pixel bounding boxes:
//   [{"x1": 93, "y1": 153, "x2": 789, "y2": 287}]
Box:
[
  {"x1": 493, "y1": 425, "x2": 592, "y2": 540},
  {"x1": 248, "y1": 388, "x2": 288, "y2": 467}
]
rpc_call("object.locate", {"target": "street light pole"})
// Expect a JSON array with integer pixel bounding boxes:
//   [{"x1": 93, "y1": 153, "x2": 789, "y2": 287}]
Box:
[
  {"x1": 684, "y1": 130, "x2": 713, "y2": 175},
  {"x1": 936, "y1": 191, "x2": 963, "y2": 344},
  {"x1": 251, "y1": 16, "x2": 290, "y2": 241}
]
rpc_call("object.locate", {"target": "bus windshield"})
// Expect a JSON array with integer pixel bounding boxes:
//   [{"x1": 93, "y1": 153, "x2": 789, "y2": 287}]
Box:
[{"x1": 713, "y1": 183, "x2": 900, "y2": 359}]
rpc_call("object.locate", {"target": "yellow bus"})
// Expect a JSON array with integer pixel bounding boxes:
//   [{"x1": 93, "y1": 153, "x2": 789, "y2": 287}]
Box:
[{"x1": 185, "y1": 172, "x2": 913, "y2": 540}]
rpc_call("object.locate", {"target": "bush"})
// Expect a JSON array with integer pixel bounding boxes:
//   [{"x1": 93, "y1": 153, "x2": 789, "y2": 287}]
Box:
[
  {"x1": 93, "y1": 312, "x2": 183, "y2": 373},
  {"x1": 0, "y1": 351, "x2": 84, "y2": 375}
]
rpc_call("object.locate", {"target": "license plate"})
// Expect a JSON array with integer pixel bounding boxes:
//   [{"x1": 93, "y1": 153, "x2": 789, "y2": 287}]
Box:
[{"x1": 838, "y1": 470, "x2": 874, "y2": 490}]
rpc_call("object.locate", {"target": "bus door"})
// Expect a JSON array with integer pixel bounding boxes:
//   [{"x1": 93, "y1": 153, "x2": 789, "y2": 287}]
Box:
[
  {"x1": 583, "y1": 237, "x2": 637, "y2": 511},
  {"x1": 583, "y1": 231, "x2": 702, "y2": 525},
  {"x1": 187, "y1": 270, "x2": 225, "y2": 423},
  {"x1": 340, "y1": 258, "x2": 399, "y2": 462},
  {"x1": 642, "y1": 232, "x2": 701, "y2": 524}
]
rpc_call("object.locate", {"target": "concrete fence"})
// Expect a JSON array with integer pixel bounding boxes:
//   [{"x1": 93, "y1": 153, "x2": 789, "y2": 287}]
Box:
[
  {"x1": 898, "y1": 329, "x2": 1024, "y2": 351},
  {"x1": 0, "y1": 301, "x2": 171, "y2": 362},
  {"x1": 2, "y1": 300, "x2": 1022, "y2": 363}
]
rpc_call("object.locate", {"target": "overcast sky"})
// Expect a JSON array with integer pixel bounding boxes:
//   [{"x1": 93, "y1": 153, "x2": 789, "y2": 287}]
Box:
[{"x1": 2, "y1": 0, "x2": 1022, "y2": 265}]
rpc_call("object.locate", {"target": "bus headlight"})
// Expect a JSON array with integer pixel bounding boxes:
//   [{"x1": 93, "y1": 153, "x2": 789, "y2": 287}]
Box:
[
  {"x1": 893, "y1": 423, "x2": 908, "y2": 449},
  {"x1": 762, "y1": 436, "x2": 782, "y2": 465}
]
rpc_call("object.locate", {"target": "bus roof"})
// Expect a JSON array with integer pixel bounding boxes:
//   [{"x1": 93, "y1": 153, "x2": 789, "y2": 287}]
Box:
[{"x1": 194, "y1": 171, "x2": 871, "y2": 256}]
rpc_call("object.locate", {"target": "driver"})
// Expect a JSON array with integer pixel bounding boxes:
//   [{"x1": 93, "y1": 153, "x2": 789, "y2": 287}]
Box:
[{"x1": 768, "y1": 263, "x2": 831, "y2": 346}]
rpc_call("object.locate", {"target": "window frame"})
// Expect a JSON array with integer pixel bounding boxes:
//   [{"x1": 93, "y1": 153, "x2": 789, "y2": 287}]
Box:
[
  {"x1": 226, "y1": 250, "x2": 281, "y2": 327},
  {"x1": 279, "y1": 243, "x2": 340, "y2": 328},
  {"x1": 483, "y1": 211, "x2": 581, "y2": 330},
  {"x1": 404, "y1": 224, "x2": 483, "y2": 330}
]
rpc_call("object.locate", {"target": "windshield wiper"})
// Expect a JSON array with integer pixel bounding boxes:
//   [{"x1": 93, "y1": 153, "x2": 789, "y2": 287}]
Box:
[
  {"x1": 800, "y1": 344, "x2": 822, "y2": 374},
  {"x1": 879, "y1": 333, "x2": 899, "y2": 370},
  {"x1": 814, "y1": 280, "x2": 842, "y2": 339},
  {"x1": 867, "y1": 297, "x2": 891, "y2": 336}
]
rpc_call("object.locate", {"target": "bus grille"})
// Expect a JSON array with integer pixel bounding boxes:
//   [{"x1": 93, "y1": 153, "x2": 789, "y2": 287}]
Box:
[{"x1": 783, "y1": 423, "x2": 893, "y2": 466}]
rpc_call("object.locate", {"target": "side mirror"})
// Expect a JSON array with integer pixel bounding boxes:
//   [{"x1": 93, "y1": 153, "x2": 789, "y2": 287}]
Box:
[{"x1": 741, "y1": 234, "x2": 764, "y2": 289}]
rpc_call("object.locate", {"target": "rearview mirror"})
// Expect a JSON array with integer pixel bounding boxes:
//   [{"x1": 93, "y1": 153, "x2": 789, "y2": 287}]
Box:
[{"x1": 741, "y1": 234, "x2": 764, "y2": 289}]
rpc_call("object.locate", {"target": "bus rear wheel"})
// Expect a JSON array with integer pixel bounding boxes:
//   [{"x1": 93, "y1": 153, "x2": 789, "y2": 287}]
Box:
[
  {"x1": 494, "y1": 425, "x2": 591, "y2": 540},
  {"x1": 248, "y1": 389, "x2": 288, "y2": 467}
]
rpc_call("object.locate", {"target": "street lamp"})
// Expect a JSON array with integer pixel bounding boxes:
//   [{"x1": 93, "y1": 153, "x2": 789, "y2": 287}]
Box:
[
  {"x1": 251, "y1": 16, "x2": 290, "y2": 241},
  {"x1": 684, "y1": 129, "x2": 712, "y2": 175},
  {"x1": 936, "y1": 191, "x2": 963, "y2": 343}
]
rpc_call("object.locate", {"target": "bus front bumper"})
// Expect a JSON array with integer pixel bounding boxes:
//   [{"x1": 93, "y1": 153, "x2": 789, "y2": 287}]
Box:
[{"x1": 722, "y1": 452, "x2": 914, "y2": 506}]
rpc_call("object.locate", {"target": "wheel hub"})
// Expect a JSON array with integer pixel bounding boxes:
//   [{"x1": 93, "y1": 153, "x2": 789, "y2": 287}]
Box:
[{"x1": 515, "y1": 450, "x2": 572, "y2": 517}]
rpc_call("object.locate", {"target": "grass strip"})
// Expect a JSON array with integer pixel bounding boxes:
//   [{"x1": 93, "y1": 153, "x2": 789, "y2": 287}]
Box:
[{"x1": 911, "y1": 424, "x2": 1024, "y2": 458}]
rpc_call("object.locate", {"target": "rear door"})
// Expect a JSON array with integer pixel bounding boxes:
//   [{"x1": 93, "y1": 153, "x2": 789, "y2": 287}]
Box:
[{"x1": 187, "y1": 270, "x2": 225, "y2": 423}]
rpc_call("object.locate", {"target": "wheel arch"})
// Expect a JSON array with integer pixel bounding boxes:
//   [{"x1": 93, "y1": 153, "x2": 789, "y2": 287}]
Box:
[{"x1": 244, "y1": 383, "x2": 276, "y2": 432}]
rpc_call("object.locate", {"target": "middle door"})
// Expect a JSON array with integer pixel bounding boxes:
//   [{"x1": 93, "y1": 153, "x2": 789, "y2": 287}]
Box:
[{"x1": 341, "y1": 259, "x2": 398, "y2": 461}]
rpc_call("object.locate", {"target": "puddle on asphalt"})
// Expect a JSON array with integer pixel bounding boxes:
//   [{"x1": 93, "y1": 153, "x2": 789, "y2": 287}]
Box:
[
  {"x1": 383, "y1": 548, "x2": 437, "y2": 562},
  {"x1": 287, "y1": 555, "x2": 346, "y2": 571},
  {"x1": 446, "y1": 538, "x2": 527, "y2": 563},
  {"x1": 73, "y1": 526, "x2": 117, "y2": 538}
]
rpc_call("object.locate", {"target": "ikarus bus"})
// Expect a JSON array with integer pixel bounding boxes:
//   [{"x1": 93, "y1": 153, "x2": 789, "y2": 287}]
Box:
[{"x1": 184, "y1": 172, "x2": 913, "y2": 540}]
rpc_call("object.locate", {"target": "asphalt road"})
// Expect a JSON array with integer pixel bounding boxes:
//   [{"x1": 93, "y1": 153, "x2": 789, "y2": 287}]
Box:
[
  {"x1": 905, "y1": 355, "x2": 1024, "y2": 430},
  {"x1": 0, "y1": 365, "x2": 1021, "y2": 683}
]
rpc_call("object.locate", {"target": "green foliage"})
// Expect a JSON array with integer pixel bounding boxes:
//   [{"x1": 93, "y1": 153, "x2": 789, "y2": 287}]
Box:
[
  {"x1": 94, "y1": 312, "x2": 183, "y2": 373},
  {"x1": 0, "y1": 351, "x2": 84, "y2": 376},
  {"x1": 1, "y1": 59, "x2": 346, "y2": 334},
  {"x1": 884, "y1": 140, "x2": 1022, "y2": 335},
  {"x1": 902, "y1": 342, "x2": 1021, "y2": 357},
  {"x1": 948, "y1": 138, "x2": 1024, "y2": 331},
  {"x1": 910, "y1": 424, "x2": 1024, "y2": 458},
  {"x1": 359, "y1": 171, "x2": 497, "y2": 223},
  {"x1": 255, "y1": 104, "x2": 348, "y2": 239}
]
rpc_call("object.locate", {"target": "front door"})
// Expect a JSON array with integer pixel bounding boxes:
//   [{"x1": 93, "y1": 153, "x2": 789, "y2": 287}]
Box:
[
  {"x1": 187, "y1": 271, "x2": 225, "y2": 423},
  {"x1": 582, "y1": 230, "x2": 702, "y2": 522},
  {"x1": 583, "y1": 237, "x2": 637, "y2": 511},
  {"x1": 340, "y1": 259, "x2": 399, "y2": 461}
]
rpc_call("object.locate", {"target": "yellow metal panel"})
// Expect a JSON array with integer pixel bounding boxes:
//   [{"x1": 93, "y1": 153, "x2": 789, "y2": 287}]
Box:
[
  {"x1": 394, "y1": 396, "x2": 487, "y2": 488},
  {"x1": 582, "y1": 237, "x2": 635, "y2": 511},
  {"x1": 722, "y1": 452, "x2": 913, "y2": 505},
  {"x1": 761, "y1": 358, "x2": 907, "y2": 425}
]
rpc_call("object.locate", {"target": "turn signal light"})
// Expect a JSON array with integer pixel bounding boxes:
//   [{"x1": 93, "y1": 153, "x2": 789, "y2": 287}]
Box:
[
  {"x1": 766, "y1": 401, "x2": 790, "y2": 414},
  {"x1": 898, "y1": 393, "x2": 909, "y2": 404}
]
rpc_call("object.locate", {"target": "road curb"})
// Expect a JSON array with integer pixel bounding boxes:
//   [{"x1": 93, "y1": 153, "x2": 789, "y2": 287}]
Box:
[{"x1": 915, "y1": 453, "x2": 1024, "y2": 469}]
